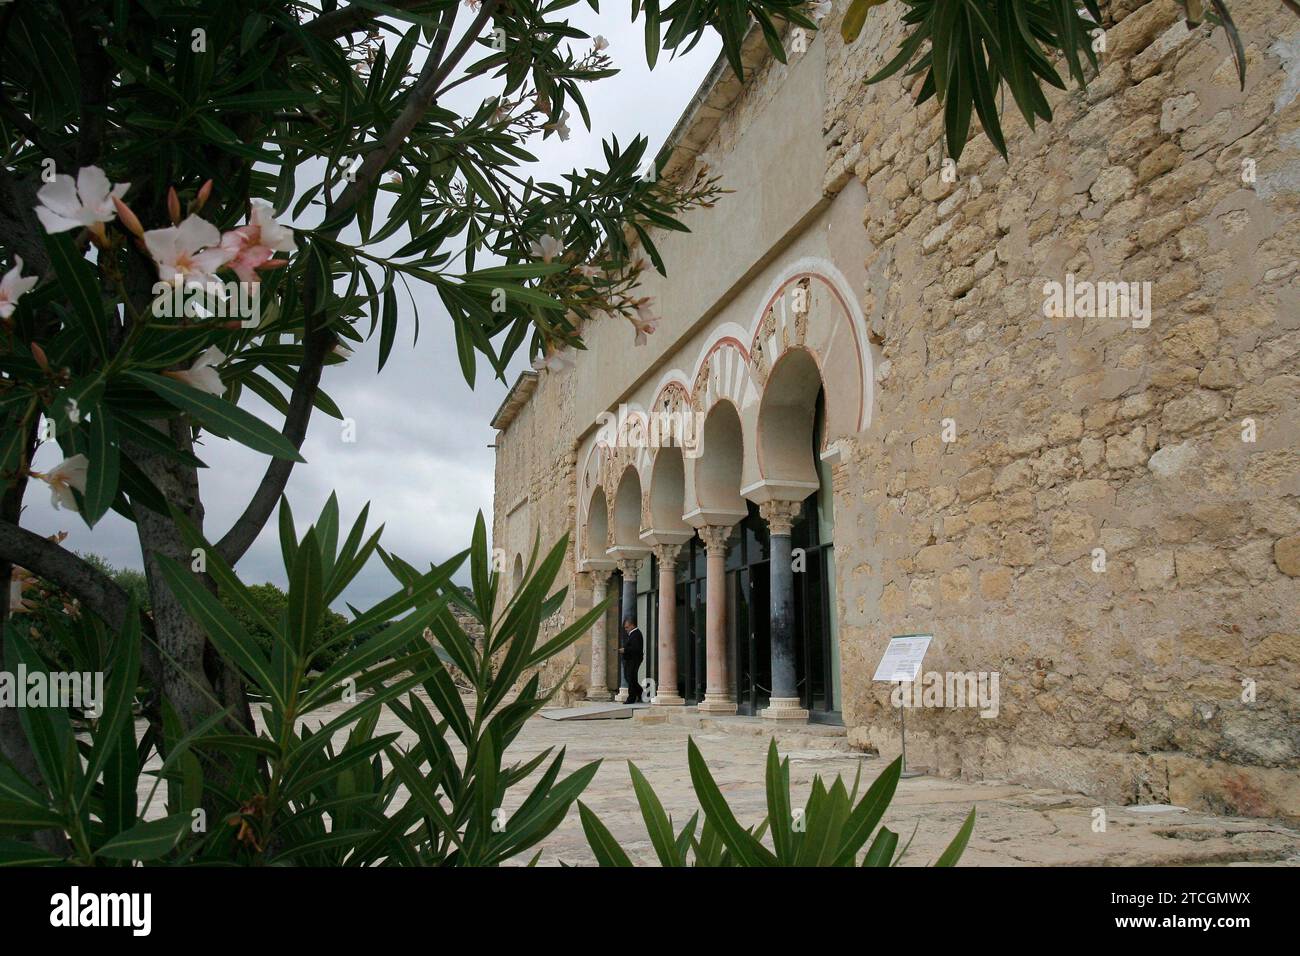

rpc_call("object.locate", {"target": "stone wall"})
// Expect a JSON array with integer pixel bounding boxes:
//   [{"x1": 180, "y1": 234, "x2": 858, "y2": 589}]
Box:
[
  {"x1": 490, "y1": 368, "x2": 589, "y2": 698},
  {"x1": 493, "y1": 0, "x2": 1300, "y2": 820},
  {"x1": 821, "y1": 0, "x2": 1299, "y2": 818}
]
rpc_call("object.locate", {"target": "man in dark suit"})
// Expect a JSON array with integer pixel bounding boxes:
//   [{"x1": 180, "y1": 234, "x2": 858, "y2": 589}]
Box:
[{"x1": 621, "y1": 617, "x2": 644, "y2": 704}]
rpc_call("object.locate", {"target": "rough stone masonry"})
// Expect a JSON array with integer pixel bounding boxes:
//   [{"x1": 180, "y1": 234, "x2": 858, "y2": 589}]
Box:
[{"x1": 492, "y1": 0, "x2": 1300, "y2": 822}]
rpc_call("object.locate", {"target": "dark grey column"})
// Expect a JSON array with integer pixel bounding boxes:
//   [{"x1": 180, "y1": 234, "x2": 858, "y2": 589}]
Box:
[
  {"x1": 769, "y1": 529, "x2": 795, "y2": 697},
  {"x1": 760, "y1": 500, "x2": 808, "y2": 721}
]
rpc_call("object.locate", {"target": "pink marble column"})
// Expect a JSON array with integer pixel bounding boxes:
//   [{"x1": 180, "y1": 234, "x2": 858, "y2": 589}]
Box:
[
  {"x1": 652, "y1": 544, "x2": 685, "y2": 705},
  {"x1": 696, "y1": 525, "x2": 737, "y2": 714},
  {"x1": 586, "y1": 573, "x2": 611, "y2": 701}
]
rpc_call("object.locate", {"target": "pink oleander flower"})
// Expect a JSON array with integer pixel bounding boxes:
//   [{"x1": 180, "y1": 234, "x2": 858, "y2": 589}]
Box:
[
  {"x1": 164, "y1": 345, "x2": 226, "y2": 396},
  {"x1": 34, "y1": 454, "x2": 89, "y2": 512},
  {"x1": 550, "y1": 346, "x2": 578, "y2": 371},
  {"x1": 531, "y1": 345, "x2": 576, "y2": 373},
  {"x1": 145, "y1": 215, "x2": 233, "y2": 290},
  {"x1": 576, "y1": 263, "x2": 602, "y2": 278},
  {"x1": 35, "y1": 166, "x2": 130, "y2": 236},
  {"x1": 629, "y1": 297, "x2": 660, "y2": 346},
  {"x1": 593, "y1": 35, "x2": 609, "y2": 52},
  {"x1": 0, "y1": 256, "x2": 37, "y2": 319},
  {"x1": 9, "y1": 567, "x2": 37, "y2": 614},
  {"x1": 218, "y1": 201, "x2": 297, "y2": 284},
  {"x1": 530, "y1": 234, "x2": 565, "y2": 263}
]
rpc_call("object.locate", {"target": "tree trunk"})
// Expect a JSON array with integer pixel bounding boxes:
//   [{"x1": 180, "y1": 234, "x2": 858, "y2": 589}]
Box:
[{"x1": 127, "y1": 424, "x2": 254, "y2": 770}]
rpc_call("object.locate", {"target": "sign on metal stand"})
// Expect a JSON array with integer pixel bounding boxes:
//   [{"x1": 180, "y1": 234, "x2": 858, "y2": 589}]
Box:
[{"x1": 872, "y1": 634, "x2": 932, "y2": 779}]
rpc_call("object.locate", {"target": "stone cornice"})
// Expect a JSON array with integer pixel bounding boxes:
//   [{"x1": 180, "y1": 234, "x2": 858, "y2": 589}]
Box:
[{"x1": 489, "y1": 369, "x2": 540, "y2": 432}]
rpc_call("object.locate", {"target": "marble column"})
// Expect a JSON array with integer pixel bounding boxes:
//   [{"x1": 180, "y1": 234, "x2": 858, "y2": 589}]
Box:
[
  {"x1": 760, "y1": 500, "x2": 809, "y2": 721},
  {"x1": 696, "y1": 525, "x2": 737, "y2": 714},
  {"x1": 652, "y1": 544, "x2": 685, "y2": 705},
  {"x1": 615, "y1": 558, "x2": 642, "y2": 702},
  {"x1": 587, "y1": 574, "x2": 611, "y2": 701}
]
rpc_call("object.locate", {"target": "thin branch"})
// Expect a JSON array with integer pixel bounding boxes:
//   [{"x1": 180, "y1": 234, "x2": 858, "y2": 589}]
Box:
[
  {"x1": 301, "y1": 0, "x2": 451, "y2": 42},
  {"x1": 0, "y1": 516, "x2": 166, "y2": 696},
  {"x1": 216, "y1": 0, "x2": 501, "y2": 566},
  {"x1": 0, "y1": 520, "x2": 136, "y2": 634}
]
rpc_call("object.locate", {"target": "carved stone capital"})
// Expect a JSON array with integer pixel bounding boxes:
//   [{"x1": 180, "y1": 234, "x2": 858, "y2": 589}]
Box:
[
  {"x1": 759, "y1": 499, "x2": 801, "y2": 537},
  {"x1": 617, "y1": 557, "x2": 643, "y2": 578},
  {"x1": 697, "y1": 524, "x2": 732, "y2": 554},
  {"x1": 653, "y1": 543, "x2": 682, "y2": 567}
]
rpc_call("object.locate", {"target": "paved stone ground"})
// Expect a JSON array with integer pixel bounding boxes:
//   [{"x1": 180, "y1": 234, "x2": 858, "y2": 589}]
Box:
[
  {"x1": 503, "y1": 707, "x2": 1300, "y2": 866},
  {"x1": 135, "y1": 695, "x2": 1300, "y2": 866}
]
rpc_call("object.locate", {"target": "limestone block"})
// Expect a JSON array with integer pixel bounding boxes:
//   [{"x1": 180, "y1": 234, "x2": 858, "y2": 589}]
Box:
[
  {"x1": 1275, "y1": 536, "x2": 1300, "y2": 577},
  {"x1": 1135, "y1": 550, "x2": 1176, "y2": 590},
  {"x1": 1162, "y1": 389, "x2": 1227, "y2": 433},
  {"x1": 1105, "y1": 426, "x2": 1148, "y2": 468}
]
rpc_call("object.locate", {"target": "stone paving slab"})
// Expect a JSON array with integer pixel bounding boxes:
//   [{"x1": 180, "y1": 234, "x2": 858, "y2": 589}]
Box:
[
  {"x1": 133, "y1": 695, "x2": 1300, "y2": 867},
  {"x1": 500, "y1": 711, "x2": 1300, "y2": 867},
  {"x1": 540, "y1": 702, "x2": 643, "y2": 720}
]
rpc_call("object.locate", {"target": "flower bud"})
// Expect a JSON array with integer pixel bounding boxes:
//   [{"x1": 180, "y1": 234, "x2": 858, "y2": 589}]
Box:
[
  {"x1": 112, "y1": 195, "x2": 145, "y2": 239},
  {"x1": 193, "y1": 179, "x2": 213, "y2": 213}
]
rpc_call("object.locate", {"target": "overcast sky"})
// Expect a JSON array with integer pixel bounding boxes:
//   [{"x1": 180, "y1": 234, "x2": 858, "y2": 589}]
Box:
[{"x1": 22, "y1": 6, "x2": 722, "y2": 614}]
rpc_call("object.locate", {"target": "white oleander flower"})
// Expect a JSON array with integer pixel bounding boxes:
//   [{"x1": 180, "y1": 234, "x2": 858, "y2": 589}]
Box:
[
  {"x1": 530, "y1": 234, "x2": 565, "y2": 263},
  {"x1": 145, "y1": 215, "x2": 233, "y2": 289},
  {"x1": 0, "y1": 256, "x2": 37, "y2": 319},
  {"x1": 164, "y1": 345, "x2": 226, "y2": 396},
  {"x1": 35, "y1": 166, "x2": 130, "y2": 235},
  {"x1": 38, "y1": 454, "x2": 89, "y2": 512},
  {"x1": 547, "y1": 109, "x2": 571, "y2": 142}
]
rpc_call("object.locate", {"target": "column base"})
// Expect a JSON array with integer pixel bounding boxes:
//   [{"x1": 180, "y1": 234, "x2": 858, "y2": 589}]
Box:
[
  {"x1": 587, "y1": 688, "x2": 612, "y2": 702},
  {"x1": 760, "y1": 697, "x2": 809, "y2": 721},
  {"x1": 652, "y1": 693, "x2": 686, "y2": 706},
  {"x1": 697, "y1": 694, "x2": 738, "y2": 715}
]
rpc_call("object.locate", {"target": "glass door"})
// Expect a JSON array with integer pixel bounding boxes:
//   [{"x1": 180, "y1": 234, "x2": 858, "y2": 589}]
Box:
[{"x1": 674, "y1": 577, "x2": 707, "y2": 704}]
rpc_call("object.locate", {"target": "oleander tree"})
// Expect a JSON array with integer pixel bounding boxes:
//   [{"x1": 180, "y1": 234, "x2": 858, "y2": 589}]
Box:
[{"x1": 0, "y1": 0, "x2": 823, "y2": 819}]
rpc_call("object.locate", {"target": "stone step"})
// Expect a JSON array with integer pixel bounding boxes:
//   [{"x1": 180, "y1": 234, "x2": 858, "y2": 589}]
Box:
[{"x1": 634, "y1": 705, "x2": 855, "y2": 751}]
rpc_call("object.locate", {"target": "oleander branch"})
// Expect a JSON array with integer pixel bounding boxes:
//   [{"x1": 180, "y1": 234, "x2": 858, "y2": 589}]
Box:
[
  {"x1": 301, "y1": 0, "x2": 449, "y2": 42},
  {"x1": 215, "y1": 0, "x2": 500, "y2": 566}
]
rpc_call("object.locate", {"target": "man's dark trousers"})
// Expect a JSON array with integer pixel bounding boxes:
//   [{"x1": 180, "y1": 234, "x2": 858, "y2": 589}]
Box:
[{"x1": 623, "y1": 627, "x2": 644, "y2": 703}]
